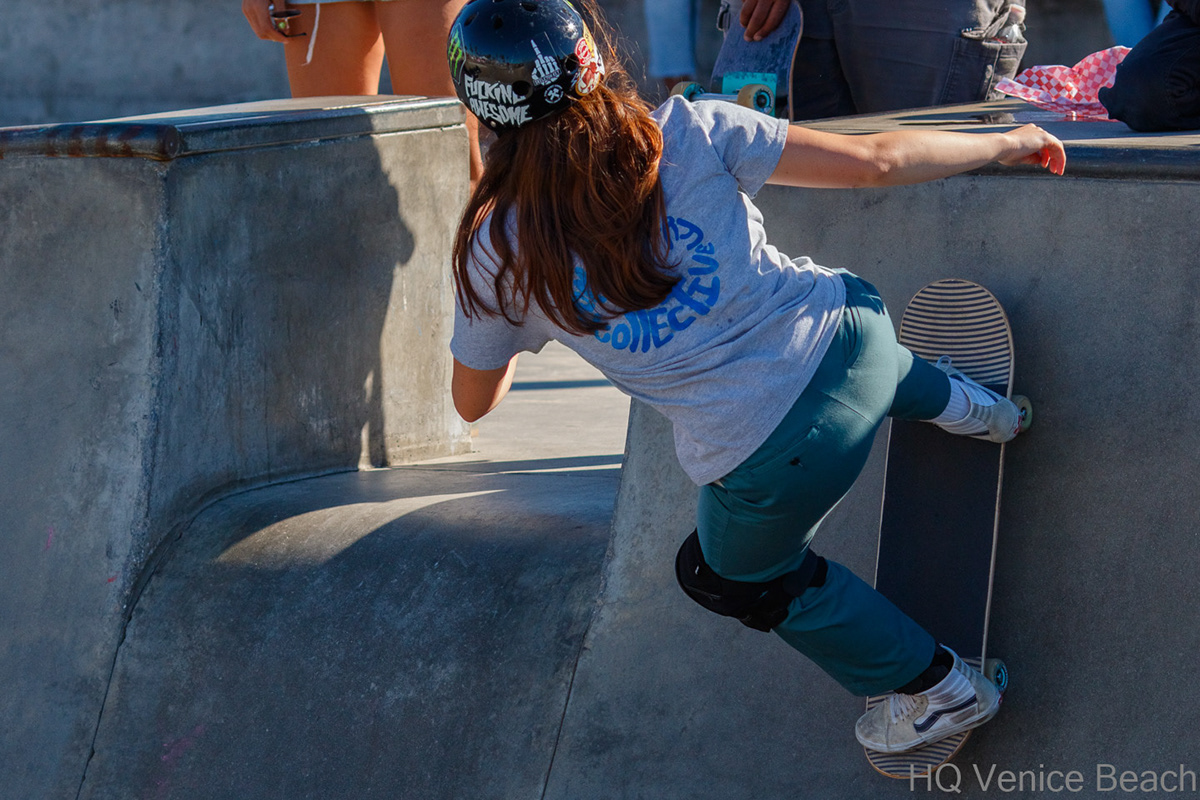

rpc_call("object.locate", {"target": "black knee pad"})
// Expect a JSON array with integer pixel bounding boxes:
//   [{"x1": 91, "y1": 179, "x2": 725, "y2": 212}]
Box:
[{"x1": 674, "y1": 530, "x2": 826, "y2": 633}]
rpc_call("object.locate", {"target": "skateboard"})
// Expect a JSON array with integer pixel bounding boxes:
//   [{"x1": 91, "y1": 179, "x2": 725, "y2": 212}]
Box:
[
  {"x1": 864, "y1": 279, "x2": 1031, "y2": 779},
  {"x1": 670, "y1": 0, "x2": 802, "y2": 117}
]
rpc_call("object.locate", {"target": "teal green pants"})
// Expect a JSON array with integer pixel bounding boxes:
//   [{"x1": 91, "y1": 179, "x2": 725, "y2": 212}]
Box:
[{"x1": 696, "y1": 273, "x2": 951, "y2": 697}]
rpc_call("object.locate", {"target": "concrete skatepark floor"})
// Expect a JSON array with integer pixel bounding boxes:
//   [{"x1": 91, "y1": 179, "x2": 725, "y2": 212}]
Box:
[
  {"x1": 75, "y1": 335, "x2": 1200, "y2": 799},
  {"x1": 76, "y1": 344, "x2": 630, "y2": 800}
]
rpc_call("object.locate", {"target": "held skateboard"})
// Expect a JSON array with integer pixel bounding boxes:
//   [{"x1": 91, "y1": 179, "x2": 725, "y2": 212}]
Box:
[
  {"x1": 864, "y1": 279, "x2": 1031, "y2": 779},
  {"x1": 670, "y1": 0, "x2": 802, "y2": 117}
]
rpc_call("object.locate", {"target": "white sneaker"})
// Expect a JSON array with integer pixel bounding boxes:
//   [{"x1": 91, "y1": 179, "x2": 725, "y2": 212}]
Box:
[
  {"x1": 856, "y1": 648, "x2": 1001, "y2": 753},
  {"x1": 933, "y1": 356, "x2": 1023, "y2": 443}
]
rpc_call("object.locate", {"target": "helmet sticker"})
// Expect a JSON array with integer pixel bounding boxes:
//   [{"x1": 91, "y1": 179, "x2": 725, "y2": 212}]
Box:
[
  {"x1": 544, "y1": 84, "x2": 565, "y2": 104},
  {"x1": 574, "y1": 35, "x2": 595, "y2": 64},
  {"x1": 448, "y1": 25, "x2": 466, "y2": 81},
  {"x1": 530, "y1": 40, "x2": 563, "y2": 87},
  {"x1": 574, "y1": 32, "x2": 604, "y2": 95},
  {"x1": 462, "y1": 74, "x2": 532, "y2": 128}
]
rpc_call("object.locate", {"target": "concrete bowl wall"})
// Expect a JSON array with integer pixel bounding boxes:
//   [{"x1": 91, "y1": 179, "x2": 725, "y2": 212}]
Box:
[
  {"x1": 580, "y1": 101, "x2": 1200, "y2": 795},
  {"x1": 0, "y1": 97, "x2": 470, "y2": 799}
]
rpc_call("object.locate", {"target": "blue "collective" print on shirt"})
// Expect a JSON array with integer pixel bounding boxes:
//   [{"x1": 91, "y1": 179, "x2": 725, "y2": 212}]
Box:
[{"x1": 574, "y1": 215, "x2": 722, "y2": 354}]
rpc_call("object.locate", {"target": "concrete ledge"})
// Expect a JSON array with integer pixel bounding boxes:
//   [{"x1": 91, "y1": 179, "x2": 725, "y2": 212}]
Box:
[
  {"x1": 0, "y1": 96, "x2": 466, "y2": 161},
  {"x1": 0, "y1": 97, "x2": 470, "y2": 798}
]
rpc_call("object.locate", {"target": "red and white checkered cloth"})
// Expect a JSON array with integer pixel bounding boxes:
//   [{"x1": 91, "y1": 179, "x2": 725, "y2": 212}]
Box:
[{"x1": 996, "y1": 47, "x2": 1131, "y2": 120}]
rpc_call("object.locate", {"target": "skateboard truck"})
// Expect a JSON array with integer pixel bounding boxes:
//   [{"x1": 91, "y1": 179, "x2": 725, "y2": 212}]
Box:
[{"x1": 669, "y1": 81, "x2": 775, "y2": 115}]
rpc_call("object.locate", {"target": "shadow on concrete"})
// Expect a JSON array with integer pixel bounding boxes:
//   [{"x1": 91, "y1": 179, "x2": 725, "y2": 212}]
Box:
[
  {"x1": 418, "y1": 455, "x2": 624, "y2": 475},
  {"x1": 0, "y1": 99, "x2": 468, "y2": 800}
]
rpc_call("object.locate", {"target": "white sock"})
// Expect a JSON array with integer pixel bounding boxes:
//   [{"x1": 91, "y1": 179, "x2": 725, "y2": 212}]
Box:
[
  {"x1": 921, "y1": 663, "x2": 974, "y2": 707},
  {"x1": 932, "y1": 381, "x2": 971, "y2": 425}
]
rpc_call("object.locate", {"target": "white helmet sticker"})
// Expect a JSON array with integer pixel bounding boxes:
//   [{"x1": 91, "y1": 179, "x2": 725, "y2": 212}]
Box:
[
  {"x1": 530, "y1": 40, "x2": 563, "y2": 86},
  {"x1": 462, "y1": 74, "x2": 532, "y2": 128}
]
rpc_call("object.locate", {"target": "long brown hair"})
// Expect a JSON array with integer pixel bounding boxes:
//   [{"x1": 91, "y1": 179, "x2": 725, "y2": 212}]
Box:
[{"x1": 452, "y1": 6, "x2": 677, "y2": 337}]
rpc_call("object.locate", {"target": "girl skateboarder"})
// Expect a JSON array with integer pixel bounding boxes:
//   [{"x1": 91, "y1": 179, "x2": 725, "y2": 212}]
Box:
[{"x1": 445, "y1": 0, "x2": 1065, "y2": 753}]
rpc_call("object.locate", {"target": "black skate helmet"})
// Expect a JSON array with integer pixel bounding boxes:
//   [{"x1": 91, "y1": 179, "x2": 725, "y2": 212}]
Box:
[{"x1": 448, "y1": 0, "x2": 606, "y2": 133}]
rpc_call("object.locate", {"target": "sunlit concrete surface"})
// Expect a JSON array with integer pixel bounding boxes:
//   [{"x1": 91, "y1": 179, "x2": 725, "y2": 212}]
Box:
[
  {"x1": 8, "y1": 91, "x2": 1200, "y2": 799},
  {"x1": 76, "y1": 343, "x2": 630, "y2": 800}
]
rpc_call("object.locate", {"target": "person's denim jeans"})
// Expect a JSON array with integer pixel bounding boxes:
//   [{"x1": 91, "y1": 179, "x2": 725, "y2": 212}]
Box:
[{"x1": 789, "y1": 0, "x2": 1026, "y2": 119}]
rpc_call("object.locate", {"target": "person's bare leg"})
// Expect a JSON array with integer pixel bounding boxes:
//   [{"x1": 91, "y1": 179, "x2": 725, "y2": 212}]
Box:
[
  {"x1": 283, "y1": 2, "x2": 386, "y2": 96},
  {"x1": 376, "y1": 0, "x2": 483, "y2": 188}
]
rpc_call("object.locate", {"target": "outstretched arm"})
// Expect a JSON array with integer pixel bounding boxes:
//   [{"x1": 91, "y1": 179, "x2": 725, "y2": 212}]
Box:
[
  {"x1": 767, "y1": 124, "x2": 1066, "y2": 189},
  {"x1": 452, "y1": 355, "x2": 519, "y2": 423}
]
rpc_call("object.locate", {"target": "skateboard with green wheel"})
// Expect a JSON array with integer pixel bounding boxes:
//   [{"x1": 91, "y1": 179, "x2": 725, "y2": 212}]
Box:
[
  {"x1": 865, "y1": 279, "x2": 1030, "y2": 779},
  {"x1": 671, "y1": 0, "x2": 802, "y2": 117}
]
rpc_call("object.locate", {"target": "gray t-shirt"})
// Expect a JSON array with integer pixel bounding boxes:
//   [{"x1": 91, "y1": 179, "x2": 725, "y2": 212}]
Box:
[{"x1": 451, "y1": 96, "x2": 846, "y2": 485}]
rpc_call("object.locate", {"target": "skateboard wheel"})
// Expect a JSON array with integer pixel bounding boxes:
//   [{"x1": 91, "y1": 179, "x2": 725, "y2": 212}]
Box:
[
  {"x1": 1013, "y1": 395, "x2": 1033, "y2": 433},
  {"x1": 669, "y1": 81, "x2": 706, "y2": 101},
  {"x1": 983, "y1": 658, "x2": 1009, "y2": 693},
  {"x1": 735, "y1": 83, "x2": 774, "y2": 114}
]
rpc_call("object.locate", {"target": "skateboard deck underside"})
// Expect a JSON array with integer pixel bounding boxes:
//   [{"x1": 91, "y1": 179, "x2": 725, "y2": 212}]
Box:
[
  {"x1": 875, "y1": 422, "x2": 1000, "y2": 655},
  {"x1": 865, "y1": 280, "x2": 1013, "y2": 779},
  {"x1": 710, "y1": 0, "x2": 802, "y2": 117}
]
